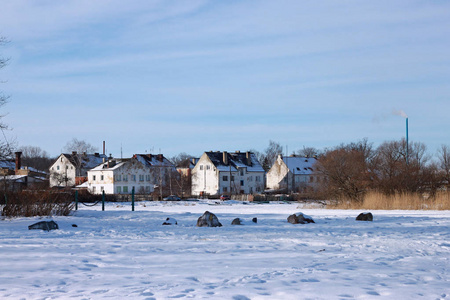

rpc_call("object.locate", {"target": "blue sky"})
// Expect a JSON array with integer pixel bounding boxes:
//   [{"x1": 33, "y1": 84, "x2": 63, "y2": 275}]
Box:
[{"x1": 0, "y1": 0, "x2": 449, "y2": 158}]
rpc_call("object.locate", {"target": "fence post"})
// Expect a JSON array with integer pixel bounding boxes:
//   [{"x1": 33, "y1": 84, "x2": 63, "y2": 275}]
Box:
[
  {"x1": 132, "y1": 187, "x2": 135, "y2": 211},
  {"x1": 102, "y1": 190, "x2": 105, "y2": 211},
  {"x1": 75, "y1": 190, "x2": 78, "y2": 210}
]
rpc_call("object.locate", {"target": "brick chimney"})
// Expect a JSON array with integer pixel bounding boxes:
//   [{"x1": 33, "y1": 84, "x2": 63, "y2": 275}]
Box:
[
  {"x1": 15, "y1": 152, "x2": 22, "y2": 172},
  {"x1": 246, "y1": 151, "x2": 252, "y2": 166},
  {"x1": 223, "y1": 151, "x2": 228, "y2": 165}
]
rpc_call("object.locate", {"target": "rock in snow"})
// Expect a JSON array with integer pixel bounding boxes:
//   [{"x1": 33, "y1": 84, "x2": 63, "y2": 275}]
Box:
[
  {"x1": 356, "y1": 212, "x2": 373, "y2": 221},
  {"x1": 197, "y1": 211, "x2": 222, "y2": 227},
  {"x1": 287, "y1": 212, "x2": 315, "y2": 224},
  {"x1": 231, "y1": 218, "x2": 243, "y2": 225},
  {"x1": 231, "y1": 217, "x2": 258, "y2": 225},
  {"x1": 28, "y1": 221, "x2": 59, "y2": 231},
  {"x1": 162, "y1": 217, "x2": 178, "y2": 225}
]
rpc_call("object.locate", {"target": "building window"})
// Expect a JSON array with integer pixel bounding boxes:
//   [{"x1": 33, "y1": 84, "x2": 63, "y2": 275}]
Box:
[
  {"x1": 231, "y1": 176, "x2": 235, "y2": 181},
  {"x1": 139, "y1": 175, "x2": 144, "y2": 181},
  {"x1": 123, "y1": 175, "x2": 128, "y2": 181},
  {"x1": 223, "y1": 187, "x2": 227, "y2": 192},
  {"x1": 199, "y1": 165, "x2": 203, "y2": 170},
  {"x1": 146, "y1": 174, "x2": 151, "y2": 181},
  {"x1": 100, "y1": 175, "x2": 104, "y2": 181},
  {"x1": 93, "y1": 175, "x2": 96, "y2": 181},
  {"x1": 116, "y1": 186, "x2": 121, "y2": 194},
  {"x1": 255, "y1": 176, "x2": 260, "y2": 182},
  {"x1": 223, "y1": 175, "x2": 228, "y2": 181},
  {"x1": 57, "y1": 166, "x2": 60, "y2": 170},
  {"x1": 145, "y1": 186, "x2": 150, "y2": 193},
  {"x1": 131, "y1": 175, "x2": 136, "y2": 181},
  {"x1": 115, "y1": 175, "x2": 121, "y2": 181},
  {"x1": 256, "y1": 187, "x2": 261, "y2": 192},
  {"x1": 206, "y1": 165, "x2": 210, "y2": 170},
  {"x1": 240, "y1": 180, "x2": 244, "y2": 186},
  {"x1": 240, "y1": 169, "x2": 244, "y2": 176},
  {"x1": 123, "y1": 186, "x2": 128, "y2": 193},
  {"x1": 309, "y1": 176, "x2": 314, "y2": 183}
]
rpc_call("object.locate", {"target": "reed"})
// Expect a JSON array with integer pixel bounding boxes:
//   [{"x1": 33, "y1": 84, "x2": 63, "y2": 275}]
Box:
[{"x1": 328, "y1": 191, "x2": 450, "y2": 210}]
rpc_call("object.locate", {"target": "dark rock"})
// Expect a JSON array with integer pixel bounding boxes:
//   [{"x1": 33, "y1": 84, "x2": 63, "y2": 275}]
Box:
[
  {"x1": 287, "y1": 212, "x2": 315, "y2": 224},
  {"x1": 72, "y1": 224, "x2": 78, "y2": 227},
  {"x1": 162, "y1": 217, "x2": 178, "y2": 225},
  {"x1": 28, "y1": 220, "x2": 59, "y2": 231},
  {"x1": 356, "y1": 212, "x2": 373, "y2": 221},
  {"x1": 197, "y1": 211, "x2": 222, "y2": 227},
  {"x1": 252, "y1": 217, "x2": 257, "y2": 224},
  {"x1": 231, "y1": 218, "x2": 243, "y2": 225}
]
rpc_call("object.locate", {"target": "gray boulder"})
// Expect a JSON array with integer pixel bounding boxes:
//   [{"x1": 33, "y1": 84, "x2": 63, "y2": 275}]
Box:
[
  {"x1": 231, "y1": 218, "x2": 243, "y2": 225},
  {"x1": 28, "y1": 220, "x2": 59, "y2": 231},
  {"x1": 356, "y1": 212, "x2": 373, "y2": 221},
  {"x1": 231, "y1": 217, "x2": 258, "y2": 225},
  {"x1": 197, "y1": 211, "x2": 222, "y2": 227},
  {"x1": 287, "y1": 212, "x2": 315, "y2": 224},
  {"x1": 162, "y1": 217, "x2": 178, "y2": 225}
]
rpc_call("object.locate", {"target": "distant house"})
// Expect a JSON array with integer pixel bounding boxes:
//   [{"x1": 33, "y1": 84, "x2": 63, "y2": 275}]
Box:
[
  {"x1": 0, "y1": 152, "x2": 48, "y2": 191},
  {"x1": 191, "y1": 151, "x2": 265, "y2": 196},
  {"x1": 49, "y1": 152, "x2": 107, "y2": 188},
  {"x1": 266, "y1": 155, "x2": 323, "y2": 192},
  {"x1": 86, "y1": 154, "x2": 176, "y2": 195}
]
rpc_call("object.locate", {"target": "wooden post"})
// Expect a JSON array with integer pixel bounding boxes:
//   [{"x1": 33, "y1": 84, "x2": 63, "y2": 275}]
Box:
[
  {"x1": 102, "y1": 190, "x2": 105, "y2": 211},
  {"x1": 132, "y1": 187, "x2": 135, "y2": 211}
]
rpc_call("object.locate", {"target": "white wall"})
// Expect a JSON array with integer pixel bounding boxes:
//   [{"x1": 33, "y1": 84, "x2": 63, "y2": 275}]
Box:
[{"x1": 49, "y1": 155, "x2": 77, "y2": 187}]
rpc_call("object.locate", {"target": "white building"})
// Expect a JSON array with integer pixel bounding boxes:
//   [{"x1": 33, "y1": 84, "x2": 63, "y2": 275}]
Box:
[
  {"x1": 192, "y1": 151, "x2": 265, "y2": 196},
  {"x1": 86, "y1": 154, "x2": 176, "y2": 195},
  {"x1": 266, "y1": 155, "x2": 323, "y2": 192},
  {"x1": 49, "y1": 152, "x2": 107, "y2": 187}
]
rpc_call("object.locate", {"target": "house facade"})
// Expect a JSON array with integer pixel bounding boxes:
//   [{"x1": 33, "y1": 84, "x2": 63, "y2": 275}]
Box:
[
  {"x1": 192, "y1": 151, "x2": 265, "y2": 196},
  {"x1": 49, "y1": 152, "x2": 108, "y2": 187},
  {"x1": 266, "y1": 155, "x2": 323, "y2": 192},
  {"x1": 86, "y1": 154, "x2": 176, "y2": 195}
]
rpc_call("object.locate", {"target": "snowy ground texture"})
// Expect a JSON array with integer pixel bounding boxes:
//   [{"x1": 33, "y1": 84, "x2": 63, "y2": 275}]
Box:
[{"x1": 1, "y1": 200, "x2": 449, "y2": 300}]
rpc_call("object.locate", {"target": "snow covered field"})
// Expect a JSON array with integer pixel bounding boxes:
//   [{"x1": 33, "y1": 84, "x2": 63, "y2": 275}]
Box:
[{"x1": 1, "y1": 200, "x2": 449, "y2": 300}]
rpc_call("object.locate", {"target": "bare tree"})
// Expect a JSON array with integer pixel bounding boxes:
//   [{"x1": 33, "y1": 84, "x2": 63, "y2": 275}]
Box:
[
  {"x1": 170, "y1": 152, "x2": 194, "y2": 167},
  {"x1": 0, "y1": 36, "x2": 13, "y2": 160},
  {"x1": 257, "y1": 140, "x2": 283, "y2": 171},
  {"x1": 373, "y1": 139, "x2": 432, "y2": 194},
  {"x1": 296, "y1": 146, "x2": 322, "y2": 157},
  {"x1": 64, "y1": 138, "x2": 98, "y2": 154},
  {"x1": 317, "y1": 139, "x2": 374, "y2": 202},
  {"x1": 18, "y1": 145, "x2": 53, "y2": 171},
  {"x1": 437, "y1": 144, "x2": 450, "y2": 186}
]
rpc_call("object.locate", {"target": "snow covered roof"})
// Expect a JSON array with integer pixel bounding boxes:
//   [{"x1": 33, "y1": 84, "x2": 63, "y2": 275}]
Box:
[
  {"x1": 133, "y1": 154, "x2": 175, "y2": 167},
  {"x1": 0, "y1": 160, "x2": 16, "y2": 169},
  {"x1": 89, "y1": 154, "x2": 175, "y2": 172},
  {"x1": 60, "y1": 153, "x2": 108, "y2": 170},
  {"x1": 283, "y1": 156, "x2": 318, "y2": 175},
  {"x1": 90, "y1": 159, "x2": 128, "y2": 171},
  {"x1": 205, "y1": 151, "x2": 264, "y2": 172}
]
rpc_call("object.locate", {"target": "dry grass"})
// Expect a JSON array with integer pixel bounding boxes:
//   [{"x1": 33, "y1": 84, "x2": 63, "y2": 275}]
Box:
[
  {"x1": 1, "y1": 190, "x2": 74, "y2": 217},
  {"x1": 328, "y1": 191, "x2": 450, "y2": 210}
]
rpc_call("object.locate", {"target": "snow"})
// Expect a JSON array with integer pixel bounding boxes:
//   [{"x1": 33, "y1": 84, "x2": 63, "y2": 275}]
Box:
[{"x1": 1, "y1": 201, "x2": 449, "y2": 299}]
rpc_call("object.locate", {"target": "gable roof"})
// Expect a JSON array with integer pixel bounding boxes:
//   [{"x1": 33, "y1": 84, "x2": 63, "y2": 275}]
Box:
[
  {"x1": 133, "y1": 154, "x2": 175, "y2": 167},
  {"x1": 89, "y1": 154, "x2": 175, "y2": 172},
  {"x1": 282, "y1": 156, "x2": 318, "y2": 175},
  {"x1": 203, "y1": 151, "x2": 264, "y2": 172},
  {"x1": 58, "y1": 153, "x2": 108, "y2": 169}
]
